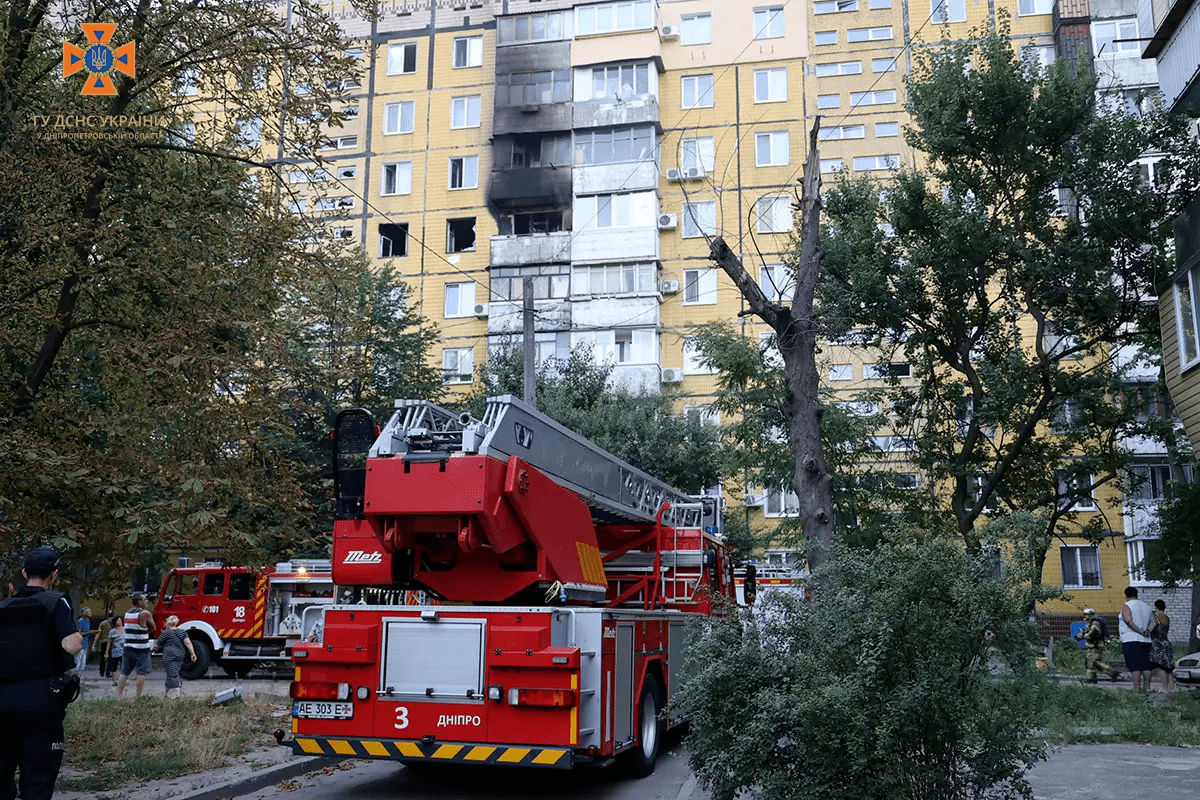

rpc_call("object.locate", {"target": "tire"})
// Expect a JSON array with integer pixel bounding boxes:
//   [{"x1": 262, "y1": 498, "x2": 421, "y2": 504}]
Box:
[
  {"x1": 222, "y1": 663, "x2": 255, "y2": 679},
  {"x1": 625, "y1": 678, "x2": 665, "y2": 778},
  {"x1": 181, "y1": 638, "x2": 211, "y2": 680}
]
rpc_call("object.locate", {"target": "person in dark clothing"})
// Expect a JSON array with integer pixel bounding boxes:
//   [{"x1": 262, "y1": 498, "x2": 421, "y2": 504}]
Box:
[{"x1": 0, "y1": 546, "x2": 83, "y2": 800}]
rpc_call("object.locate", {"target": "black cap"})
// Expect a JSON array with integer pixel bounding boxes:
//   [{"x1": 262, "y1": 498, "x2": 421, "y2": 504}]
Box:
[
  {"x1": 23, "y1": 546, "x2": 62, "y2": 577},
  {"x1": 131, "y1": 592, "x2": 145, "y2": 603}
]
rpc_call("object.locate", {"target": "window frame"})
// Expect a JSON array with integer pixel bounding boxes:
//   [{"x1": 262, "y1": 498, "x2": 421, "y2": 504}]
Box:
[
  {"x1": 383, "y1": 100, "x2": 415, "y2": 135},
  {"x1": 442, "y1": 347, "x2": 475, "y2": 385},
  {"x1": 753, "y1": 67, "x2": 788, "y2": 103},
  {"x1": 755, "y1": 195, "x2": 793, "y2": 233},
  {"x1": 1174, "y1": 264, "x2": 1200, "y2": 370},
  {"x1": 453, "y1": 35, "x2": 484, "y2": 68},
  {"x1": 682, "y1": 267, "x2": 718, "y2": 305},
  {"x1": 381, "y1": 161, "x2": 413, "y2": 196},
  {"x1": 681, "y1": 13, "x2": 713, "y2": 44},
  {"x1": 682, "y1": 200, "x2": 717, "y2": 239},
  {"x1": 450, "y1": 95, "x2": 482, "y2": 129},
  {"x1": 448, "y1": 155, "x2": 479, "y2": 190},
  {"x1": 931, "y1": 0, "x2": 967, "y2": 22},
  {"x1": 753, "y1": 6, "x2": 786, "y2": 39},
  {"x1": 681, "y1": 74, "x2": 715, "y2": 109},
  {"x1": 754, "y1": 130, "x2": 790, "y2": 167},
  {"x1": 387, "y1": 42, "x2": 418, "y2": 75},
  {"x1": 1060, "y1": 545, "x2": 1101, "y2": 588},
  {"x1": 443, "y1": 281, "x2": 478, "y2": 318}
]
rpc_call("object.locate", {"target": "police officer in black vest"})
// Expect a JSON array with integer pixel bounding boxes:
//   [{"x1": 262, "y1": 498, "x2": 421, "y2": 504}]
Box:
[{"x1": 0, "y1": 547, "x2": 82, "y2": 800}]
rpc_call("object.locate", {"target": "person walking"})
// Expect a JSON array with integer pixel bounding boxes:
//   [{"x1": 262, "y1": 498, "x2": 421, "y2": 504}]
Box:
[
  {"x1": 1074, "y1": 608, "x2": 1119, "y2": 683},
  {"x1": 153, "y1": 616, "x2": 196, "y2": 699},
  {"x1": 118, "y1": 593, "x2": 156, "y2": 699},
  {"x1": 105, "y1": 617, "x2": 125, "y2": 687},
  {"x1": 74, "y1": 607, "x2": 92, "y2": 673},
  {"x1": 91, "y1": 610, "x2": 115, "y2": 679},
  {"x1": 0, "y1": 546, "x2": 83, "y2": 800},
  {"x1": 1148, "y1": 599, "x2": 1176, "y2": 694},
  {"x1": 1119, "y1": 586, "x2": 1155, "y2": 693}
]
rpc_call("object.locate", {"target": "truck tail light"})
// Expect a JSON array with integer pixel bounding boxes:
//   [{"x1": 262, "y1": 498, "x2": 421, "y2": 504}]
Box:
[
  {"x1": 291, "y1": 681, "x2": 351, "y2": 701},
  {"x1": 506, "y1": 688, "x2": 576, "y2": 707}
]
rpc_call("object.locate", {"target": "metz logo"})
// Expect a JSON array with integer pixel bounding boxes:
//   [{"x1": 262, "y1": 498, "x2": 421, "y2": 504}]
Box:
[{"x1": 343, "y1": 550, "x2": 383, "y2": 565}]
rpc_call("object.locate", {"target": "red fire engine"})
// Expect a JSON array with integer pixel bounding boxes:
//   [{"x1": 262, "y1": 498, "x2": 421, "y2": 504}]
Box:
[
  {"x1": 285, "y1": 395, "x2": 733, "y2": 775},
  {"x1": 153, "y1": 561, "x2": 336, "y2": 678}
]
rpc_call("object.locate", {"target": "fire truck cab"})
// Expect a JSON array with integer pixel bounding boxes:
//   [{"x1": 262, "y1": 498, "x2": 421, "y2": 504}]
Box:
[
  {"x1": 286, "y1": 396, "x2": 734, "y2": 776},
  {"x1": 154, "y1": 560, "x2": 335, "y2": 679}
]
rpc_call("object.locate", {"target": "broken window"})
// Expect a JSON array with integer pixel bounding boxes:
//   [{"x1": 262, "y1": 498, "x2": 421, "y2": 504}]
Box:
[
  {"x1": 513, "y1": 211, "x2": 565, "y2": 234},
  {"x1": 447, "y1": 218, "x2": 476, "y2": 252},
  {"x1": 500, "y1": 134, "x2": 571, "y2": 169},
  {"x1": 379, "y1": 223, "x2": 408, "y2": 257}
]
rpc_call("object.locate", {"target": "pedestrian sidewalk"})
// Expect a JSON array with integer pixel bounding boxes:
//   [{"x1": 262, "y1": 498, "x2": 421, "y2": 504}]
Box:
[{"x1": 76, "y1": 662, "x2": 293, "y2": 701}]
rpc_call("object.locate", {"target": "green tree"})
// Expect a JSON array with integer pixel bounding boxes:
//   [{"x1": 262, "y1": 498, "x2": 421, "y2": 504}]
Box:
[
  {"x1": 0, "y1": 0, "x2": 372, "y2": 588},
  {"x1": 467, "y1": 346, "x2": 721, "y2": 494},
  {"x1": 818, "y1": 22, "x2": 1200, "y2": 583},
  {"x1": 1145, "y1": 480, "x2": 1200, "y2": 648},
  {"x1": 680, "y1": 535, "x2": 1046, "y2": 800}
]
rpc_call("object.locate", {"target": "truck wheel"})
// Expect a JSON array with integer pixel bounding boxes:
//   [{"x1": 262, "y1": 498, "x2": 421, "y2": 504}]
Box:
[
  {"x1": 625, "y1": 678, "x2": 665, "y2": 778},
  {"x1": 182, "y1": 638, "x2": 211, "y2": 680}
]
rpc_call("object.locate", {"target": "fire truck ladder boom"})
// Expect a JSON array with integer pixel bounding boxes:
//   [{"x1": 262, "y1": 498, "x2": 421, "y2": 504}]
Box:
[{"x1": 370, "y1": 394, "x2": 703, "y2": 528}]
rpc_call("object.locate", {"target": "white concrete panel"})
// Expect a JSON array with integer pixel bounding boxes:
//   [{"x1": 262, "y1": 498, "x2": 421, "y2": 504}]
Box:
[
  {"x1": 570, "y1": 295, "x2": 660, "y2": 327},
  {"x1": 574, "y1": 160, "x2": 658, "y2": 194},
  {"x1": 572, "y1": 227, "x2": 659, "y2": 262}
]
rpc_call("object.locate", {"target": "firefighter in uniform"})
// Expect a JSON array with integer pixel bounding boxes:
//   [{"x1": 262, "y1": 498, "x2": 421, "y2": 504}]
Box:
[
  {"x1": 0, "y1": 547, "x2": 82, "y2": 800},
  {"x1": 1074, "y1": 607, "x2": 1119, "y2": 684}
]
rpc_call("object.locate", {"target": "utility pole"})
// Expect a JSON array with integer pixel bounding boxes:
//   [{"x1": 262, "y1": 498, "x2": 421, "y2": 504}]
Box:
[{"x1": 523, "y1": 276, "x2": 535, "y2": 407}]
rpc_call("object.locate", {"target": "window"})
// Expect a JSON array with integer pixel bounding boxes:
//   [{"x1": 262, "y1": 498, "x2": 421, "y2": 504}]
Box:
[
  {"x1": 228, "y1": 574, "x2": 255, "y2": 601},
  {"x1": 1056, "y1": 471, "x2": 1097, "y2": 511},
  {"x1": 388, "y1": 42, "x2": 418, "y2": 75},
  {"x1": 815, "y1": 60, "x2": 863, "y2": 77},
  {"x1": 451, "y1": 95, "x2": 481, "y2": 128},
  {"x1": 497, "y1": 70, "x2": 572, "y2": 106},
  {"x1": 815, "y1": 30, "x2": 837, "y2": 44},
  {"x1": 449, "y1": 156, "x2": 479, "y2": 189},
  {"x1": 494, "y1": 265, "x2": 571, "y2": 300},
  {"x1": 829, "y1": 363, "x2": 852, "y2": 381},
  {"x1": 319, "y1": 135, "x2": 358, "y2": 151},
  {"x1": 814, "y1": 0, "x2": 859, "y2": 12},
  {"x1": 340, "y1": 106, "x2": 360, "y2": 121},
  {"x1": 1092, "y1": 19, "x2": 1139, "y2": 56},
  {"x1": 444, "y1": 282, "x2": 477, "y2": 317},
  {"x1": 1174, "y1": 265, "x2": 1200, "y2": 369},
  {"x1": 287, "y1": 199, "x2": 307, "y2": 213},
  {"x1": 576, "y1": 0, "x2": 654, "y2": 35},
  {"x1": 876, "y1": 121, "x2": 900, "y2": 137},
  {"x1": 1128, "y1": 463, "x2": 1176, "y2": 501},
  {"x1": 765, "y1": 485, "x2": 800, "y2": 517},
  {"x1": 1127, "y1": 538, "x2": 1162, "y2": 583},
  {"x1": 314, "y1": 196, "x2": 355, "y2": 211},
  {"x1": 442, "y1": 348, "x2": 474, "y2": 384},
  {"x1": 932, "y1": 0, "x2": 966, "y2": 21},
  {"x1": 1022, "y1": 44, "x2": 1057, "y2": 68},
  {"x1": 759, "y1": 263, "x2": 795, "y2": 300},
  {"x1": 684, "y1": 339, "x2": 718, "y2": 372},
  {"x1": 682, "y1": 74, "x2": 714, "y2": 108},
  {"x1": 1061, "y1": 545, "x2": 1101, "y2": 588},
  {"x1": 682, "y1": 13, "x2": 713, "y2": 44},
  {"x1": 681, "y1": 137, "x2": 716, "y2": 172},
  {"x1": 498, "y1": 11, "x2": 567, "y2": 44},
  {"x1": 756, "y1": 196, "x2": 792, "y2": 233},
  {"x1": 235, "y1": 117, "x2": 262, "y2": 148},
  {"x1": 203, "y1": 574, "x2": 224, "y2": 595},
  {"x1": 578, "y1": 193, "x2": 635, "y2": 227},
  {"x1": 1043, "y1": 320, "x2": 1080, "y2": 360},
  {"x1": 755, "y1": 131, "x2": 790, "y2": 166},
  {"x1": 592, "y1": 64, "x2": 650, "y2": 98},
  {"x1": 684, "y1": 404, "x2": 721, "y2": 426},
  {"x1": 238, "y1": 65, "x2": 267, "y2": 91},
  {"x1": 453, "y1": 36, "x2": 483, "y2": 67},
  {"x1": 332, "y1": 227, "x2": 354, "y2": 241},
  {"x1": 754, "y1": 6, "x2": 786, "y2": 38},
  {"x1": 289, "y1": 168, "x2": 328, "y2": 183},
  {"x1": 574, "y1": 126, "x2": 656, "y2": 164},
  {"x1": 572, "y1": 263, "x2": 656, "y2": 295},
  {"x1": 381, "y1": 161, "x2": 413, "y2": 196},
  {"x1": 820, "y1": 157, "x2": 844, "y2": 173},
  {"x1": 848, "y1": 25, "x2": 893, "y2": 41},
  {"x1": 447, "y1": 218, "x2": 476, "y2": 252},
  {"x1": 177, "y1": 68, "x2": 200, "y2": 96},
  {"x1": 384, "y1": 101, "x2": 415, "y2": 134},
  {"x1": 1018, "y1": 0, "x2": 1052, "y2": 14},
  {"x1": 1050, "y1": 398, "x2": 1083, "y2": 433},
  {"x1": 379, "y1": 223, "x2": 408, "y2": 257},
  {"x1": 853, "y1": 154, "x2": 900, "y2": 171},
  {"x1": 683, "y1": 268, "x2": 718, "y2": 304},
  {"x1": 865, "y1": 362, "x2": 910, "y2": 378},
  {"x1": 337, "y1": 166, "x2": 357, "y2": 179},
  {"x1": 872, "y1": 57, "x2": 898, "y2": 72},
  {"x1": 820, "y1": 125, "x2": 865, "y2": 141},
  {"x1": 510, "y1": 211, "x2": 565, "y2": 234},
  {"x1": 615, "y1": 329, "x2": 657, "y2": 363},
  {"x1": 870, "y1": 0, "x2": 892, "y2": 7},
  {"x1": 966, "y1": 475, "x2": 1000, "y2": 513},
  {"x1": 817, "y1": 93, "x2": 841, "y2": 109},
  {"x1": 754, "y1": 68, "x2": 788, "y2": 103},
  {"x1": 682, "y1": 201, "x2": 717, "y2": 238},
  {"x1": 851, "y1": 89, "x2": 896, "y2": 106}
]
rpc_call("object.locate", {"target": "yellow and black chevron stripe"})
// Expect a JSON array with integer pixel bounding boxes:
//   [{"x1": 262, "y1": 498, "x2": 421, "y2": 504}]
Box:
[{"x1": 290, "y1": 736, "x2": 572, "y2": 768}]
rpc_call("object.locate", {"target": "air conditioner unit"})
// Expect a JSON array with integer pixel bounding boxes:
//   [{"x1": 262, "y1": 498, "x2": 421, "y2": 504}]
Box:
[
  {"x1": 685, "y1": 166, "x2": 706, "y2": 180},
  {"x1": 743, "y1": 493, "x2": 765, "y2": 508},
  {"x1": 659, "y1": 24, "x2": 679, "y2": 39},
  {"x1": 658, "y1": 213, "x2": 677, "y2": 230},
  {"x1": 665, "y1": 168, "x2": 683, "y2": 182},
  {"x1": 661, "y1": 367, "x2": 684, "y2": 383},
  {"x1": 473, "y1": 302, "x2": 489, "y2": 318},
  {"x1": 660, "y1": 279, "x2": 680, "y2": 294}
]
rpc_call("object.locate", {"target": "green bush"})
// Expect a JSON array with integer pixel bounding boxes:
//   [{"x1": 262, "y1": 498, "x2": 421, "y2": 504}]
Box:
[{"x1": 679, "y1": 535, "x2": 1047, "y2": 800}]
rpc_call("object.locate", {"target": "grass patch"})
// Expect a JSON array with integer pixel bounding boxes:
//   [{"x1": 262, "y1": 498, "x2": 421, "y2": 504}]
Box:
[
  {"x1": 1038, "y1": 682, "x2": 1200, "y2": 745},
  {"x1": 61, "y1": 695, "x2": 285, "y2": 789}
]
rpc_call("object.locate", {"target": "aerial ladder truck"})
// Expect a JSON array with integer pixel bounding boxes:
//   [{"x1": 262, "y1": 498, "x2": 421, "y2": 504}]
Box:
[{"x1": 285, "y1": 395, "x2": 733, "y2": 776}]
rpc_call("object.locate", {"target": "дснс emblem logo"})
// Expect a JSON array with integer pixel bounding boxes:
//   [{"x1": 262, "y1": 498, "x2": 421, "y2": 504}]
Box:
[{"x1": 63, "y1": 23, "x2": 135, "y2": 96}]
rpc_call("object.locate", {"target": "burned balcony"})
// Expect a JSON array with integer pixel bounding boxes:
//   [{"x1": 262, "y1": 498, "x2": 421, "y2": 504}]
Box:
[{"x1": 489, "y1": 167, "x2": 573, "y2": 208}]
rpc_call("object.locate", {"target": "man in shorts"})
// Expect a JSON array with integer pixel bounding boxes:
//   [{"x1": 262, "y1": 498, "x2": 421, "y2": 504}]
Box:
[
  {"x1": 1119, "y1": 586, "x2": 1154, "y2": 693},
  {"x1": 118, "y1": 593, "x2": 155, "y2": 698}
]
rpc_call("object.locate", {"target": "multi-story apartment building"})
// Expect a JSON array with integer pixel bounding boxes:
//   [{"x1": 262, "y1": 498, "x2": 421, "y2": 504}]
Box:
[{"x1": 278, "y1": 0, "x2": 1187, "y2": 626}]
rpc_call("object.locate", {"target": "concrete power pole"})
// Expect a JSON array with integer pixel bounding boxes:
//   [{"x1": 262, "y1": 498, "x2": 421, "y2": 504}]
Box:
[{"x1": 523, "y1": 276, "x2": 535, "y2": 407}]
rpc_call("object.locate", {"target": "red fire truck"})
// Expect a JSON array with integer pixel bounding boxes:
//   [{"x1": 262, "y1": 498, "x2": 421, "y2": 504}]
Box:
[
  {"x1": 153, "y1": 560, "x2": 336, "y2": 678},
  {"x1": 284, "y1": 395, "x2": 733, "y2": 776}
]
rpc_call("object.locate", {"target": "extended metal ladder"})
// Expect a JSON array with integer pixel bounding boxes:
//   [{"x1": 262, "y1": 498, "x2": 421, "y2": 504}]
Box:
[{"x1": 370, "y1": 395, "x2": 708, "y2": 529}]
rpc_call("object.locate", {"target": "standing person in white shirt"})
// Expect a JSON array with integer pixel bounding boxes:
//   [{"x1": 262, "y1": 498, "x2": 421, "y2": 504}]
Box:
[{"x1": 1119, "y1": 586, "x2": 1154, "y2": 693}]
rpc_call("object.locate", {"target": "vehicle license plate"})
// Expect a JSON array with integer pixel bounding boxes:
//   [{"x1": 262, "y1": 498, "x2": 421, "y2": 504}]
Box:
[
  {"x1": 293, "y1": 701, "x2": 353, "y2": 719},
  {"x1": 1175, "y1": 670, "x2": 1190, "y2": 681}
]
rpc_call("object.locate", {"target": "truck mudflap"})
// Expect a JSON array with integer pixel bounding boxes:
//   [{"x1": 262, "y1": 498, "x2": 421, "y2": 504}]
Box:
[{"x1": 289, "y1": 735, "x2": 574, "y2": 768}]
